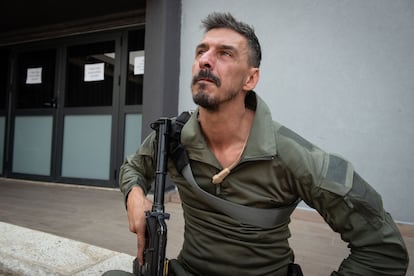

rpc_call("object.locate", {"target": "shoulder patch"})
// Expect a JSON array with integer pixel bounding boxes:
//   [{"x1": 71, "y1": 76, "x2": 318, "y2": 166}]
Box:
[
  {"x1": 278, "y1": 126, "x2": 313, "y2": 151},
  {"x1": 320, "y1": 154, "x2": 354, "y2": 196},
  {"x1": 326, "y1": 154, "x2": 349, "y2": 186}
]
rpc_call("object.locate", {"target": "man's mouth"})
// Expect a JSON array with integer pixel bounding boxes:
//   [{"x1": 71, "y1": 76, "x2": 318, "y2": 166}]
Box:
[
  {"x1": 197, "y1": 78, "x2": 215, "y2": 84},
  {"x1": 192, "y1": 70, "x2": 221, "y2": 87}
]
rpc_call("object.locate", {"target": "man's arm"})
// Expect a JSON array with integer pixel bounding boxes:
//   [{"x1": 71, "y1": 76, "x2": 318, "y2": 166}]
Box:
[
  {"x1": 317, "y1": 171, "x2": 409, "y2": 276},
  {"x1": 119, "y1": 132, "x2": 157, "y2": 205},
  {"x1": 119, "y1": 132, "x2": 157, "y2": 263},
  {"x1": 297, "y1": 157, "x2": 408, "y2": 275},
  {"x1": 276, "y1": 128, "x2": 409, "y2": 275},
  {"x1": 126, "y1": 186, "x2": 153, "y2": 264}
]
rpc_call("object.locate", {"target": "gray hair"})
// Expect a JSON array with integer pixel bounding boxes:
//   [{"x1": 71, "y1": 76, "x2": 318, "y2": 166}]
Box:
[{"x1": 201, "y1": 12, "x2": 262, "y2": 68}]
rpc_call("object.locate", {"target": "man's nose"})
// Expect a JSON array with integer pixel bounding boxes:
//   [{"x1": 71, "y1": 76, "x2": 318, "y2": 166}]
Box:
[{"x1": 199, "y1": 51, "x2": 214, "y2": 69}]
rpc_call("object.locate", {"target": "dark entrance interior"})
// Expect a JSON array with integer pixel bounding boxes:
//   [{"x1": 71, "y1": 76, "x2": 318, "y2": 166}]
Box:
[{"x1": 0, "y1": 0, "x2": 146, "y2": 45}]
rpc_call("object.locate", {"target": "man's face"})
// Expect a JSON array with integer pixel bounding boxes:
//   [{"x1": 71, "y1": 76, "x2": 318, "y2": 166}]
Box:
[{"x1": 191, "y1": 28, "x2": 253, "y2": 111}]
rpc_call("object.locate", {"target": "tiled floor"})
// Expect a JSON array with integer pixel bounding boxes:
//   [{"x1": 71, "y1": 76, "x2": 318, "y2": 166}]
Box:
[{"x1": 0, "y1": 178, "x2": 412, "y2": 275}]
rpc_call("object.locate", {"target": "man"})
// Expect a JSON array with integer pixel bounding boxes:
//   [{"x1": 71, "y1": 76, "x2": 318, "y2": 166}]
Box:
[{"x1": 120, "y1": 12, "x2": 408, "y2": 275}]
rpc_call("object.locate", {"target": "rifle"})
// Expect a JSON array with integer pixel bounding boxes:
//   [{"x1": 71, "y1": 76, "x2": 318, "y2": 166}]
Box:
[{"x1": 133, "y1": 118, "x2": 171, "y2": 276}]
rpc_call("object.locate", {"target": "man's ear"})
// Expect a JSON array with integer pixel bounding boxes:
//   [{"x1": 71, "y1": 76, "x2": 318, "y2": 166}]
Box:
[{"x1": 243, "y1": 68, "x2": 260, "y2": 91}]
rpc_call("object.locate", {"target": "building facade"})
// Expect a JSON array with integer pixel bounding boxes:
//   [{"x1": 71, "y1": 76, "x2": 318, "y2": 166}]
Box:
[
  {"x1": 1, "y1": 0, "x2": 413, "y2": 223},
  {"x1": 178, "y1": 0, "x2": 414, "y2": 223},
  {"x1": 0, "y1": 0, "x2": 181, "y2": 187}
]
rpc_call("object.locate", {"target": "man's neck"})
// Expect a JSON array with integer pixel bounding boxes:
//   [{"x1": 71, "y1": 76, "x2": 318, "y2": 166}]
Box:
[{"x1": 198, "y1": 100, "x2": 255, "y2": 168}]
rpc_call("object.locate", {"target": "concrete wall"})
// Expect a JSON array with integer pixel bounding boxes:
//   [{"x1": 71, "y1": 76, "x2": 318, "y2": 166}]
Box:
[{"x1": 179, "y1": 0, "x2": 414, "y2": 223}]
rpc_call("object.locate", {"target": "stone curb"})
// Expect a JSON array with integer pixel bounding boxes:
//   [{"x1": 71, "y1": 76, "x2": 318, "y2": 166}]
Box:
[{"x1": 0, "y1": 222, "x2": 134, "y2": 276}]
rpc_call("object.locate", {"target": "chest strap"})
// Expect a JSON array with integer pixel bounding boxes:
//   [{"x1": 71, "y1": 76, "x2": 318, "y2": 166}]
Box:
[
  {"x1": 169, "y1": 112, "x2": 300, "y2": 228},
  {"x1": 181, "y1": 164, "x2": 299, "y2": 229}
]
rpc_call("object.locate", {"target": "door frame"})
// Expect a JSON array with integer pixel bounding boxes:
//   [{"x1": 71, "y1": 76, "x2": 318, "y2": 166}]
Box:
[{"x1": 4, "y1": 28, "x2": 144, "y2": 187}]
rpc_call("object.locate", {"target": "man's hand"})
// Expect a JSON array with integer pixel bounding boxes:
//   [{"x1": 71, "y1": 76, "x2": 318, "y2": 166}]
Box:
[{"x1": 126, "y1": 186, "x2": 153, "y2": 265}]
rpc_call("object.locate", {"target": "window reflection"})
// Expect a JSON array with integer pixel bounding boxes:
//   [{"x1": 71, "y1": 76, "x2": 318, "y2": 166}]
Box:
[
  {"x1": 126, "y1": 29, "x2": 145, "y2": 105},
  {"x1": 66, "y1": 41, "x2": 115, "y2": 107},
  {"x1": 0, "y1": 50, "x2": 8, "y2": 109},
  {"x1": 16, "y1": 49, "x2": 56, "y2": 109}
]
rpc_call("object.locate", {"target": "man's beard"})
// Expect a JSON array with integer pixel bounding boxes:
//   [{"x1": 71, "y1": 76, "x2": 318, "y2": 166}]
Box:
[
  {"x1": 192, "y1": 84, "x2": 240, "y2": 111},
  {"x1": 191, "y1": 69, "x2": 235, "y2": 111},
  {"x1": 192, "y1": 84, "x2": 220, "y2": 111}
]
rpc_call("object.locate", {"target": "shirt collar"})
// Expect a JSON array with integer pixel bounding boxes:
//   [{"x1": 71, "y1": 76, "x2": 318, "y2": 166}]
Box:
[{"x1": 181, "y1": 92, "x2": 277, "y2": 165}]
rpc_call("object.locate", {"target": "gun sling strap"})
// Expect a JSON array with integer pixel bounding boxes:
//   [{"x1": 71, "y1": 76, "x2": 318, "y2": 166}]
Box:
[{"x1": 169, "y1": 112, "x2": 300, "y2": 229}]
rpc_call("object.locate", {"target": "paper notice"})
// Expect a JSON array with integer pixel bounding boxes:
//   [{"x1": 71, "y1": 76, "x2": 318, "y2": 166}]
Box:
[
  {"x1": 134, "y1": 56, "x2": 145, "y2": 75},
  {"x1": 84, "y1": 63, "x2": 105, "y2": 82},
  {"x1": 26, "y1": 67, "x2": 42, "y2": 84}
]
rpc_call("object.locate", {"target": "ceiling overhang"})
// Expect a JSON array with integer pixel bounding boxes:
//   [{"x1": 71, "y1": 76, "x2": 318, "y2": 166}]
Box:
[{"x1": 0, "y1": 0, "x2": 146, "y2": 46}]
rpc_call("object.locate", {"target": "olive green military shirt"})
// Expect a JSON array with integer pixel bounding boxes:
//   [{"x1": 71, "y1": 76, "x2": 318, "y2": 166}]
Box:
[{"x1": 119, "y1": 92, "x2": 408, "y2": 276}]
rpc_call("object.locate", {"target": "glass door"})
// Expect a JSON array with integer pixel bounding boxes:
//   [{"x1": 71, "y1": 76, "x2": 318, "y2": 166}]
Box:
[
  {"x1": 122, "y1": 29, "x2": 145, "y2": 159},
  {"x1": 0, "y1": 50, "x2": 9, "y2": 175},
  {"x1": 11, "y1": 49, "x2": 57, "y2": 176},
  {"x1": 60, "y1": 40, "x2": 117, "y2": 181},
  {"x1": 6, "y1": 29, "x2": 146, "y2": 187}
]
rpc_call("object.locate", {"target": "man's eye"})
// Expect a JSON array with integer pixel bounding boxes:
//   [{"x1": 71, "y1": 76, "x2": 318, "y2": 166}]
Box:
[
  {"x1": 221, "y1": 51, "x2": 232, "y2": 57},
  {"x1": 196, "y1": 50, "x2": 206, "y2": 56}
]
